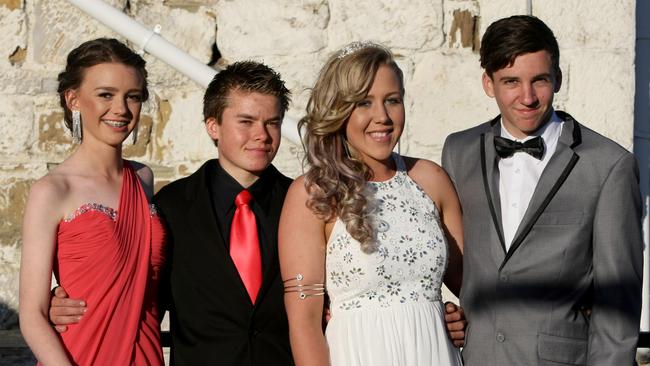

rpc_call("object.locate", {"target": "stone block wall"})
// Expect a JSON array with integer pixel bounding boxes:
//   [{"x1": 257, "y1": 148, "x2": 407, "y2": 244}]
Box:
[{"x1": 0, "y1": 0, "x2": 636, "y2": 362}]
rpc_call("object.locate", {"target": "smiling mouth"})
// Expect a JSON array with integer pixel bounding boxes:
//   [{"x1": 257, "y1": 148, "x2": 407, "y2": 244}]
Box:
[
  {"x1": 368, "y1": 131, "x2": 392, "y2": 142},
  {"x1": 102, "y1": 120, "x2": 129, "y2": 128}
]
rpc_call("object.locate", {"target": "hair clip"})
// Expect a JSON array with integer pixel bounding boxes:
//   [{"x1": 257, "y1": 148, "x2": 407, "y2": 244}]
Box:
[
  {"x1": 283, "y1": 273, "x2": 325, "y2": 300},
  {"x1": 336, "y1": 41, "x2": 379, "y2": 60}
]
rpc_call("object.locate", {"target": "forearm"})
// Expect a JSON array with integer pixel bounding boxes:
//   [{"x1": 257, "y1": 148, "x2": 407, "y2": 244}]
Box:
[
  {"x1": 20, "y1": 311, "x2": 73, "y2": 366},
  {"x1": 289, "y1": 322, "x2": 330, "y2": 366}
]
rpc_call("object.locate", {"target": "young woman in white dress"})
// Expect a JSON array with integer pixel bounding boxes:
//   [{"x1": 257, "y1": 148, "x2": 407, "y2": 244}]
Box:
[{"x1": 279, "y1": 42, "x2": 464, "y2": 366}]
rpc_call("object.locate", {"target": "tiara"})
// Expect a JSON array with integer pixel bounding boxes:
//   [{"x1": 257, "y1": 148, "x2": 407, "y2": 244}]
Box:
[{"x1": 336, "y1": 41, "x2": 379, "y2": 60}]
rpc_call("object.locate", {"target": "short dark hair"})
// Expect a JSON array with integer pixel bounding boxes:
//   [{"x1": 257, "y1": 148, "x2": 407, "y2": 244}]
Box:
[
  {"x1": 57, "y1": 38, "x2": 149, "y2": 130},
  {"x1": 203, "y1": 61, "x2": 291, "y2": 123},
  {"x1": 480, "y1": 15, "x2": 560, "y2": 77}
]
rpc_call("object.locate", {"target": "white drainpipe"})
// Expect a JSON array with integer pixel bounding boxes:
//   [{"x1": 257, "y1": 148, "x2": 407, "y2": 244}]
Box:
[{"x1": 65, "y1": 0, "x2": 302, "y2": 145}]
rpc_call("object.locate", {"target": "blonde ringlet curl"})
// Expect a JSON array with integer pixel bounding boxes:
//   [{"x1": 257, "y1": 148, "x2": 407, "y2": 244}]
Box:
[{"x1": 299, "y1": 42, "x2": 404, "y2": 254}]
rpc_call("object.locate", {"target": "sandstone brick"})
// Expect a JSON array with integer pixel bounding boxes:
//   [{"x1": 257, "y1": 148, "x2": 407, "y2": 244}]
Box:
[
  {"x1": 534, "y1": 0, "x2": 635, "y2": 51},
  {"x1": 407, "y1": 51, "x2": 494, "y2": 161},
  {"x1": 444, "y1": 0, "x2": 480, "y2": 51},
  {"x1": 155, "y1": 88, "x2": 216, "y2": 165},
  {"x1": 0, "y1": 95, "x2": 35, "y2": 158},
  {"x1": 328, "y1": 0, "x2": 444, "y2": 51},
  {"x1": 0, "y1": 0, "x2": 22, "y2": 11},
  {"x1": 29, "y1": 0, "x2": 126, "y2": 66},
  {"x1": 0, "y1": 5, "x2": 27, "y2": 68},
  {"x1": 123, "y1": 114, "x2": 155, "y2": 158},
  {"x1": 216, "y1": 0, "x2": 328, "y2": 59},
  {"x1": 561, "y1": 49, "x2": 634, "y2": 148}
]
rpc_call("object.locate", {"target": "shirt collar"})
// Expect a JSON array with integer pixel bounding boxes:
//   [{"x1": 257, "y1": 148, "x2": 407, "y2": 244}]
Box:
[{"x1": 212, "y1": 160, "x2": 275, "y2": 214}]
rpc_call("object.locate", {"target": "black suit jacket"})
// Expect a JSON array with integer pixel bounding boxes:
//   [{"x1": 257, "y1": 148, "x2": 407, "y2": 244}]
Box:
[{"x1": 154, "y1": 160, "x2": 294, "y2": 366}]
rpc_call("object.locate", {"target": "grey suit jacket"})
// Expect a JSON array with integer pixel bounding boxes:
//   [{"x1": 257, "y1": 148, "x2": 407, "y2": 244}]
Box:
[{"x1": 442, "y1": 112, "x2": 643, "y2": 366}]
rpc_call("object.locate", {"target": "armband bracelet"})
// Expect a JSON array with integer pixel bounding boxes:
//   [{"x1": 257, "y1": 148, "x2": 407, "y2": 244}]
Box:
[{"x1": 283, "y1": 273, "x2": 325, "y2": 300}]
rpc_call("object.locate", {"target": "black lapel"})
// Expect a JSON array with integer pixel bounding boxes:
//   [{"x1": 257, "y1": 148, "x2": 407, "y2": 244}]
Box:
[
  {"x1": 499, "y1": 113, "x2": 582, "y2": 270},
  {"x1": 481, "y1": 117, "x2": 507, "y2": 255}
]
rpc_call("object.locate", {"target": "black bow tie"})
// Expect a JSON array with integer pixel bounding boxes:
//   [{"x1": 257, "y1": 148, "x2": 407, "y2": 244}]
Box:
[{"x1": 494, "y1": 136, "x2": 545, "y2": 160}]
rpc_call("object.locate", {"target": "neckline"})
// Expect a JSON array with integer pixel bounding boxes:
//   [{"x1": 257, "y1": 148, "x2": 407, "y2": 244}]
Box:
[
  {"x1": 60, "y1": 160, "x2": 130, "y2": 224},
  {"x1": 367, "y1": 153, "x2": 406, "y2": 192}
]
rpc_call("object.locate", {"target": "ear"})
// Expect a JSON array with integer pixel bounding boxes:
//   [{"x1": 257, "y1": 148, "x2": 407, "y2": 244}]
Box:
[
  {"x1": 553, "y1": 68, "x2": 563, "y2": 93},
  {"x1": 482, "y1": 72, "x2": 495, "y2": 98},
  {"x1": 64, "y1": 89, "x2": 80, "y2": 111},
  {"x1": 205, "y1": 117, "x2": 220, "y2": 142}
]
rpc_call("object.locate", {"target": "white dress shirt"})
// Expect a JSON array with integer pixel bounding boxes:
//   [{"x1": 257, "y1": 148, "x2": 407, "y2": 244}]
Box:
[{"x1": 499, "y1": 111, "x2": 564, "y2": 251}]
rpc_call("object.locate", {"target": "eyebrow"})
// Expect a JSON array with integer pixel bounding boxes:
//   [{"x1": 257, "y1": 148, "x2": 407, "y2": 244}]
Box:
[
  {"x1": 498, "y1": 73, "x2": 552, "y2": 82},
  {"x1": 366, "y1": 91, "x2": 402, "y2": 98},
  {"x1": 236, "y1": 113, "x2": 282, "y2": 122},
  {"x1": 93, "y1": 86, "x2": 143, "y2": 93}
]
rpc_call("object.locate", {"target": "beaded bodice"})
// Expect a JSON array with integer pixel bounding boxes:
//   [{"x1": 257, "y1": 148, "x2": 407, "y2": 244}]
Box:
[
  {"x1": 63, "y1": 203, "x2": 158, "y2": 223},
  {"x1": 325, "y1": 154, "x2": 448, "y2": 313}
]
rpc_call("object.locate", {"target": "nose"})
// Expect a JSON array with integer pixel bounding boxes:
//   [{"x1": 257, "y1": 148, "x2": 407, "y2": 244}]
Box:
[
  {"x1": 521, "y1": 83, "x2": 538, "y2": 106},
  {"x1": 373, "y1": 103, "x2": 391, "y2": 124},
  {"x1": 252, "y1": 123, "x2": 272, "y2": 142},
  {"x1": 112, "y1": 97, "x2": 131, "y2": 118}
]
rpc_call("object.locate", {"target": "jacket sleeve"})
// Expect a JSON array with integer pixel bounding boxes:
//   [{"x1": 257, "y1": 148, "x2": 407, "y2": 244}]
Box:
[{"x1": 588, "y1": 152, "x2": 643, "y2": 365}]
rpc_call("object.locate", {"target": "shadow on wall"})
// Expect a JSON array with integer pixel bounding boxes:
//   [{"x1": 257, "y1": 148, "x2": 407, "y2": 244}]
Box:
[{"x1": 0, "y1": 302, "x2": 36, "y2": 366}]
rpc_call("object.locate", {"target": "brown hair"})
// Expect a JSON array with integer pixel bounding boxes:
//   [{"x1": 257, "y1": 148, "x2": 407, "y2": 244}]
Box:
[
  {"x1": 57, "y1": 38, "x2": 148, "y2": 130},
  {"x1": 203, "y1": 61, "x2": 291, "y2": 123},
  {"x1": 480, "y1": 15, "x2": 560, "y2": 77}
]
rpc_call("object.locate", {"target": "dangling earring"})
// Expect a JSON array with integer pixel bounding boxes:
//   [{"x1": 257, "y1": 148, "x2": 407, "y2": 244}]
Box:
[
  {"x1": 131, "y1": 123, "x2": 139, "y2": 145},
  {"x1": 72, "y1": 110, "x2": 82, "y2": 143}
]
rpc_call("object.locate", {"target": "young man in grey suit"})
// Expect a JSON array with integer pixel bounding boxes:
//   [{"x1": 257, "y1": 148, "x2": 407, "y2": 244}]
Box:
[{"x1": 442, "y1": 15, "x2": 643, "y2": 365}]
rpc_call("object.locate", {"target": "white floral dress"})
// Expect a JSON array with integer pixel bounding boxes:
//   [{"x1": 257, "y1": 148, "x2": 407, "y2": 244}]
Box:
[{"x1": 325, "y1": 153, "x2": 462, "y2": 366}]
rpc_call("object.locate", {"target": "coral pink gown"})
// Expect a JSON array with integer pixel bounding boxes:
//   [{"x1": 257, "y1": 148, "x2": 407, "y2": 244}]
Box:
[{"x1": 49, "y1": 161, "x2": 165, "y2": 365}]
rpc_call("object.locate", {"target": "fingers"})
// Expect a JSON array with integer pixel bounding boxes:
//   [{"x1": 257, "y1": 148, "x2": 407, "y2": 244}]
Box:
[
  {"x1": 445, "y1": 301, "x2": 458, "y2": 313},
  {"x1": 49, "y1": 298, "x2": 86, "y2": 329},
  {"x1": 452, "y1": 338, "x2": 465, "y2": 348},
  {"x1": 51, "y1": 297, "x2": 85, "y2": 308},
  {"x1": 53, "y1": 286, "x2": 69, "y2": 298},
  {"x1": 444, "y1": 302, "x2": 466, "y2": 348},
  {"x1": 54, "y1": 325, "x2": 68, "y2": 333}
]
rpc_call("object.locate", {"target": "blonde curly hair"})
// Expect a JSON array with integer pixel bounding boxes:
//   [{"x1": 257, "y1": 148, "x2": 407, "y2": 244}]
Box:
[{"x1": 299, "y1": 42, "x2": 404, "y2": 253}]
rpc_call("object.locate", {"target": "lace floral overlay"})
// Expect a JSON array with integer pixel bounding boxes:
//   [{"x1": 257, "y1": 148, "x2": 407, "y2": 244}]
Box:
[
  {"x1": 326, "y1": 154, "x2": 448, "y2": 312},
  {"x1": 63, "y1": 203, "x2": 159, "y2": 223}
]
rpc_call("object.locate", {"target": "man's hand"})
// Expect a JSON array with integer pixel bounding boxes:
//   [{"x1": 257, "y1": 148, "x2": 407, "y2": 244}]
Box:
[
  {"x1": 49, "y1": 286, "x2": 86, "y2": 333},
  {"x1": 444, "y1": 302, "x2": 466, "y2": 347}
]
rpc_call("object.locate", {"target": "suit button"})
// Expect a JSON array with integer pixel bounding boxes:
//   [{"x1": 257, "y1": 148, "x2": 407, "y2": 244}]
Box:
[
  {"x1": 496, "y1": 332, "x2": 505, "y2": 343},
  {"x1": 499, "y1": 274, "x2": 508, "y2": 282}
]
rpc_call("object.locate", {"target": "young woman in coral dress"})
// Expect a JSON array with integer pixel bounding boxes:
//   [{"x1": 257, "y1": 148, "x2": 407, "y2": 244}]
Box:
[{"x1": 19, "y1": 38, "x2": 165, "y2": 366}]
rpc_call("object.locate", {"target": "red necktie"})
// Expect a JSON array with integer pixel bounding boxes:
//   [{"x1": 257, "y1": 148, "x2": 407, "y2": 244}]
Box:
[{"x1": 230, "y1": 189, "x2": 262, "y2": 303}]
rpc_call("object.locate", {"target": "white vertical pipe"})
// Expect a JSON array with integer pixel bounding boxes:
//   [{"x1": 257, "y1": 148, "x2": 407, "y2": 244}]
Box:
[{"x1": 65, "y1": 0, "x2": 302, "y2": 145}]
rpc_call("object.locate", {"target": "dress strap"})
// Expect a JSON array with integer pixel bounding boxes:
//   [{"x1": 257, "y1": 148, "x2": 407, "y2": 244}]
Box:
[{"x1": 392, "y1": 152, "x2": 407, "y2": 173}]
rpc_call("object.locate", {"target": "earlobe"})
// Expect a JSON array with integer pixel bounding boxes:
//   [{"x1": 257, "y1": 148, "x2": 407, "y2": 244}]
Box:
[
  {"x1": 482, "y1": 72, "x2": 495, "y2": 98},
  {"x1": 205, "y1": 117, "x2": 220, "y2": 141}
]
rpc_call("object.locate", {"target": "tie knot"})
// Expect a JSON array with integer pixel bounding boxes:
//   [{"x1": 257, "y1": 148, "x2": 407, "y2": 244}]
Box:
[{"x1": 235, "y1": 189, "x2": 253, "y2": 207}]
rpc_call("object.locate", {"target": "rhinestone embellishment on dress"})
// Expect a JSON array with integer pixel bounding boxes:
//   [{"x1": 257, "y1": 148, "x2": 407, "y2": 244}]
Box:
[{"x1": 64, "y1": 203, "x2": 118, "y2": 222}]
